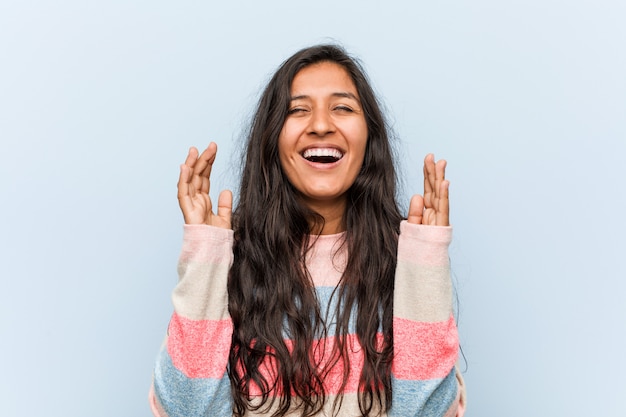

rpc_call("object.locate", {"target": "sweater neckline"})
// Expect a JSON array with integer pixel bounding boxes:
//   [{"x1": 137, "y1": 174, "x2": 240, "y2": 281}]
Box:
[{"x1": 306, "y1": 231, "x2": 347, "y2": 253}]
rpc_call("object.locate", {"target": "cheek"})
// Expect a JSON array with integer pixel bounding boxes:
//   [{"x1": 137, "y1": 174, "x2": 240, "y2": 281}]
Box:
[
  {"x1": 352, "y1": 140, "x2": 368, "y2": 177},
  {"x1": 348, "y1": 118, "x2": 368, "y2": 144},
  {"x1": 352, "y1": 126, "x2": 368, "y2": 164},
  {"x1": 277, "y1": 129, "x2": 290, "y2": 160},
  {"x1": 277, "y1": 134, "x2": 295, "y2": 180},
  {"x1": 277, "y1": 123, "x2": 297, "y2": 154}
]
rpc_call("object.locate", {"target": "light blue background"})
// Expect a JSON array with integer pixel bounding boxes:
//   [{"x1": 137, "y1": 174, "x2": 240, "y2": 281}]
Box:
[{"x1": 1, "y1": 1, "x2": 624, "y2": 416}]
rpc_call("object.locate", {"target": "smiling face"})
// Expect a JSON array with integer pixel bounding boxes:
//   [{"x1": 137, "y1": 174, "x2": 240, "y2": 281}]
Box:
[{"x1": 278, "y1": 61, "x2": 368, "y2": 220}]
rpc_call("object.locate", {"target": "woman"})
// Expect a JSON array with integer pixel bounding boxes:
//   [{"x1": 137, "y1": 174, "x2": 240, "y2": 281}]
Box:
[{"x1": 150, "y1": 44, "x2": 466, "y2": 417}]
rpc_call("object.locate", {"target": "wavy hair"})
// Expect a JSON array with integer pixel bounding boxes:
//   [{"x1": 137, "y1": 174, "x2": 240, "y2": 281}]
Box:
[{"x1": 227, "y1": 44, "x2": 402, "y2": 416}]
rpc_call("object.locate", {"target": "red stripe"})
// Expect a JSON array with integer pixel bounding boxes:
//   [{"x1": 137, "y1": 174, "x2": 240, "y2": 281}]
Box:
[
  {"x1": 310, "y1": 335, "x2": 365, "y2": 394},
  {"x1": 246, "y1": 334, "x2": 370, "y2": 396},
  {"x1": 167, "y1": 313, "x2": 458, "y2": 385},
  {"x1": 392, "y1": 315, "x2": 458, "y2": 380},
  {"x1": 167, "y1": 312, "x2": 233, "y2": 378}
]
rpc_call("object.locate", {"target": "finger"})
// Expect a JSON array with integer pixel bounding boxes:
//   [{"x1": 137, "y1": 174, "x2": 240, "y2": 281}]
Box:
[
  {"x1": 194, "y1": 143, "x2": 218, "y2": 195},
  {"x1": 437, "y1": 180, "x2": 450, "y2": 226},
  {"x1": 217, "y1": 189, "x2": 233, "y2": 228},
  {"x1": 434, "y1": 159, "x2": 447, "y2": 194},
  {"x1": 184, "y1": 146, "x2": 205, "y2": 196},
  {"x1": 435, "y1": 158, "x2": 447, "y2": 181},
  {"x1": 196, "y1": 143, "x2": 218, "y2": 178},
  {"x1": 423, "y1": 154, "x2": 436, "y2": 208},
  {"x1": 184, "y1": 147, "x2": 199, "y2": 169},
  {"x1": 177, "y1": 164, "x2": 192, "y2": 200},
  {"x1": 407, "y1": 194, "x2": 424, "y2": 224},
  {"x1": 433, "y1": 158, "x2": 446, "y2": 212},
  {"x1": 177, "y1": 164, "x2": 195, "y2": 223}
]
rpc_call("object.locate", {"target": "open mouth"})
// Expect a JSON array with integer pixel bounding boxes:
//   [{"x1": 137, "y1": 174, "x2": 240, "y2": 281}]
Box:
[{"x1": 302, "y1": 148, "x2": 344, "y2": 163}]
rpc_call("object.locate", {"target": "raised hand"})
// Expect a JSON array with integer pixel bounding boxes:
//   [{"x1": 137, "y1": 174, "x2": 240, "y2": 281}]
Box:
[
  {"x1": 177, "y1": 142, "x2": 232, "y2": 228},
  {"x1": 407, "y1": 154, "x2": 449, "y2": 226}
]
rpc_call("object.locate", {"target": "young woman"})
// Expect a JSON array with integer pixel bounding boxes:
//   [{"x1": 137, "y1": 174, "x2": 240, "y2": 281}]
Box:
[{"x1": 150, "y1": 44, "x2": 466, "y2": 417}]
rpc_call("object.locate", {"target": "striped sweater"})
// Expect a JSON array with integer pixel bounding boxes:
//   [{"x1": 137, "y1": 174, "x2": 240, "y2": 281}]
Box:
[{"x1": 150, "y1": 221, "x2": 465, "y2": 416}]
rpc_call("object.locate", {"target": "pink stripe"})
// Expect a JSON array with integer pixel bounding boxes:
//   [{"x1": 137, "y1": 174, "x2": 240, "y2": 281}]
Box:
[
  {"x1": 179, "y1": 242, "x2": 232, "y2": 264},
  {"x1": 167, "y1": 312, "x2": 457, "y2": 390},
  {"x1": 167, "y1": 312, "x2": 233, "y2": 379},
  {"x1": 246, "y1": 334, "x2": 372, "y2": 397},
  {"x1": 392, "y1": 315, "x2": 458, "y2": 380},
  {"x1": 397, "y1": 223, "x2": 451, "y2": 266},
  {"x1": 396, "y1": 242, "x2": 449, "y2": 266},
  {"x1": 179, "y1": 225, "x2": 233, "y2": 264},
  {"x1": 311, "y1": 334, "x2": 366, "y2": 394}
]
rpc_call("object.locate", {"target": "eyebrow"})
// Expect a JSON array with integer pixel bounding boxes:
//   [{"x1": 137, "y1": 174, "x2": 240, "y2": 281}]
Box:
[{"x1": 290, "y1": 92, "x2": 360, "y2": 102}]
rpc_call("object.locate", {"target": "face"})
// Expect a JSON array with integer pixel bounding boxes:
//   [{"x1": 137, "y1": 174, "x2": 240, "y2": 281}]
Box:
[{"x1": 278, "y1": 61, "x2": 368, "y2": 214}]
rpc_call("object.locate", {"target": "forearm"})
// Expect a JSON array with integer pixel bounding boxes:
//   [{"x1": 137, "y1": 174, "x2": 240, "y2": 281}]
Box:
[
  {"x1": 151, "y1": 225, "x2": 235, "y2": 417},
  {"x1": 391, "y1": 220, "x2": 461, "y2": 416}
]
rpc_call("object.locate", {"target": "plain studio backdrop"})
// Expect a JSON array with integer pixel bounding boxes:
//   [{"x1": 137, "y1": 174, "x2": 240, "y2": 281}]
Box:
[{"x1": 1, "y1": 1, "x2": 624, "y2": 416}]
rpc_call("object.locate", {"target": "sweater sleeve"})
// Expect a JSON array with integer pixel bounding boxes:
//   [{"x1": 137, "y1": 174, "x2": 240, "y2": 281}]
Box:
[
  {"x1": 390, "y1": 221, "x2": 465, "y2": 417},
  {"x1": 149, "y1": 225, "x2": 235, "y2": 417}
]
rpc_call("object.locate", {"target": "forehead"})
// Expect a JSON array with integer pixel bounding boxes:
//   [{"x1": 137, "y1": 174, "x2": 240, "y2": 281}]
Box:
[{"x1": 290, "y1": 62, "x2": 358, "y2": 97}]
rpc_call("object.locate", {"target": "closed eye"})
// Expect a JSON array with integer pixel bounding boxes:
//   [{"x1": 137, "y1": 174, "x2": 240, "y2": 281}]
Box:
[
  {"x1": 287, "y1": 107, "x2": 308, "y2": 115},
  {"x1": 333, "y1": 105, "x2": 354, "y2": 113}
]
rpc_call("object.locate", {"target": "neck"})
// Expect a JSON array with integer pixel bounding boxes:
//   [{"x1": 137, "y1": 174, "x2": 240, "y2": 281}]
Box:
[{"x1": 304, "y1": 197, "x2": 347, "y2": 235}]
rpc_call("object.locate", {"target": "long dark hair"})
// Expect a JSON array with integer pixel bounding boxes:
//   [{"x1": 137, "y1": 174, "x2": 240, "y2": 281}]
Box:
[{"x1": 227, "y1": 44, "x2": 403, "y2": 416}]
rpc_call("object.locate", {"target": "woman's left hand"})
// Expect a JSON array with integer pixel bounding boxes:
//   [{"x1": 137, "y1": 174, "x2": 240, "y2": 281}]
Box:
[{"x1": 407, "y1": 154, "x2": 450, "y2": 226}]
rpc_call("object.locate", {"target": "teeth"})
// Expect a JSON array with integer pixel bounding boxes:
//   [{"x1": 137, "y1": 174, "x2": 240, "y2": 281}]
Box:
[{"x1": 302, "y1": 148, "x2": 343, "y2": 160}]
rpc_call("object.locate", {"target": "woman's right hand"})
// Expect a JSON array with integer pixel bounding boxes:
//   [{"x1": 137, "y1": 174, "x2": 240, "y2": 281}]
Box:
[{"x1": 177, "y1": 142, "x2": 232, "y2": 228}]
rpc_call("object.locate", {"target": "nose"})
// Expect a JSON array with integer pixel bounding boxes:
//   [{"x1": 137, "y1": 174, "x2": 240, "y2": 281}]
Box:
[{"x1": 307, "y1": 108, "x2": 335, "y2": 136}]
